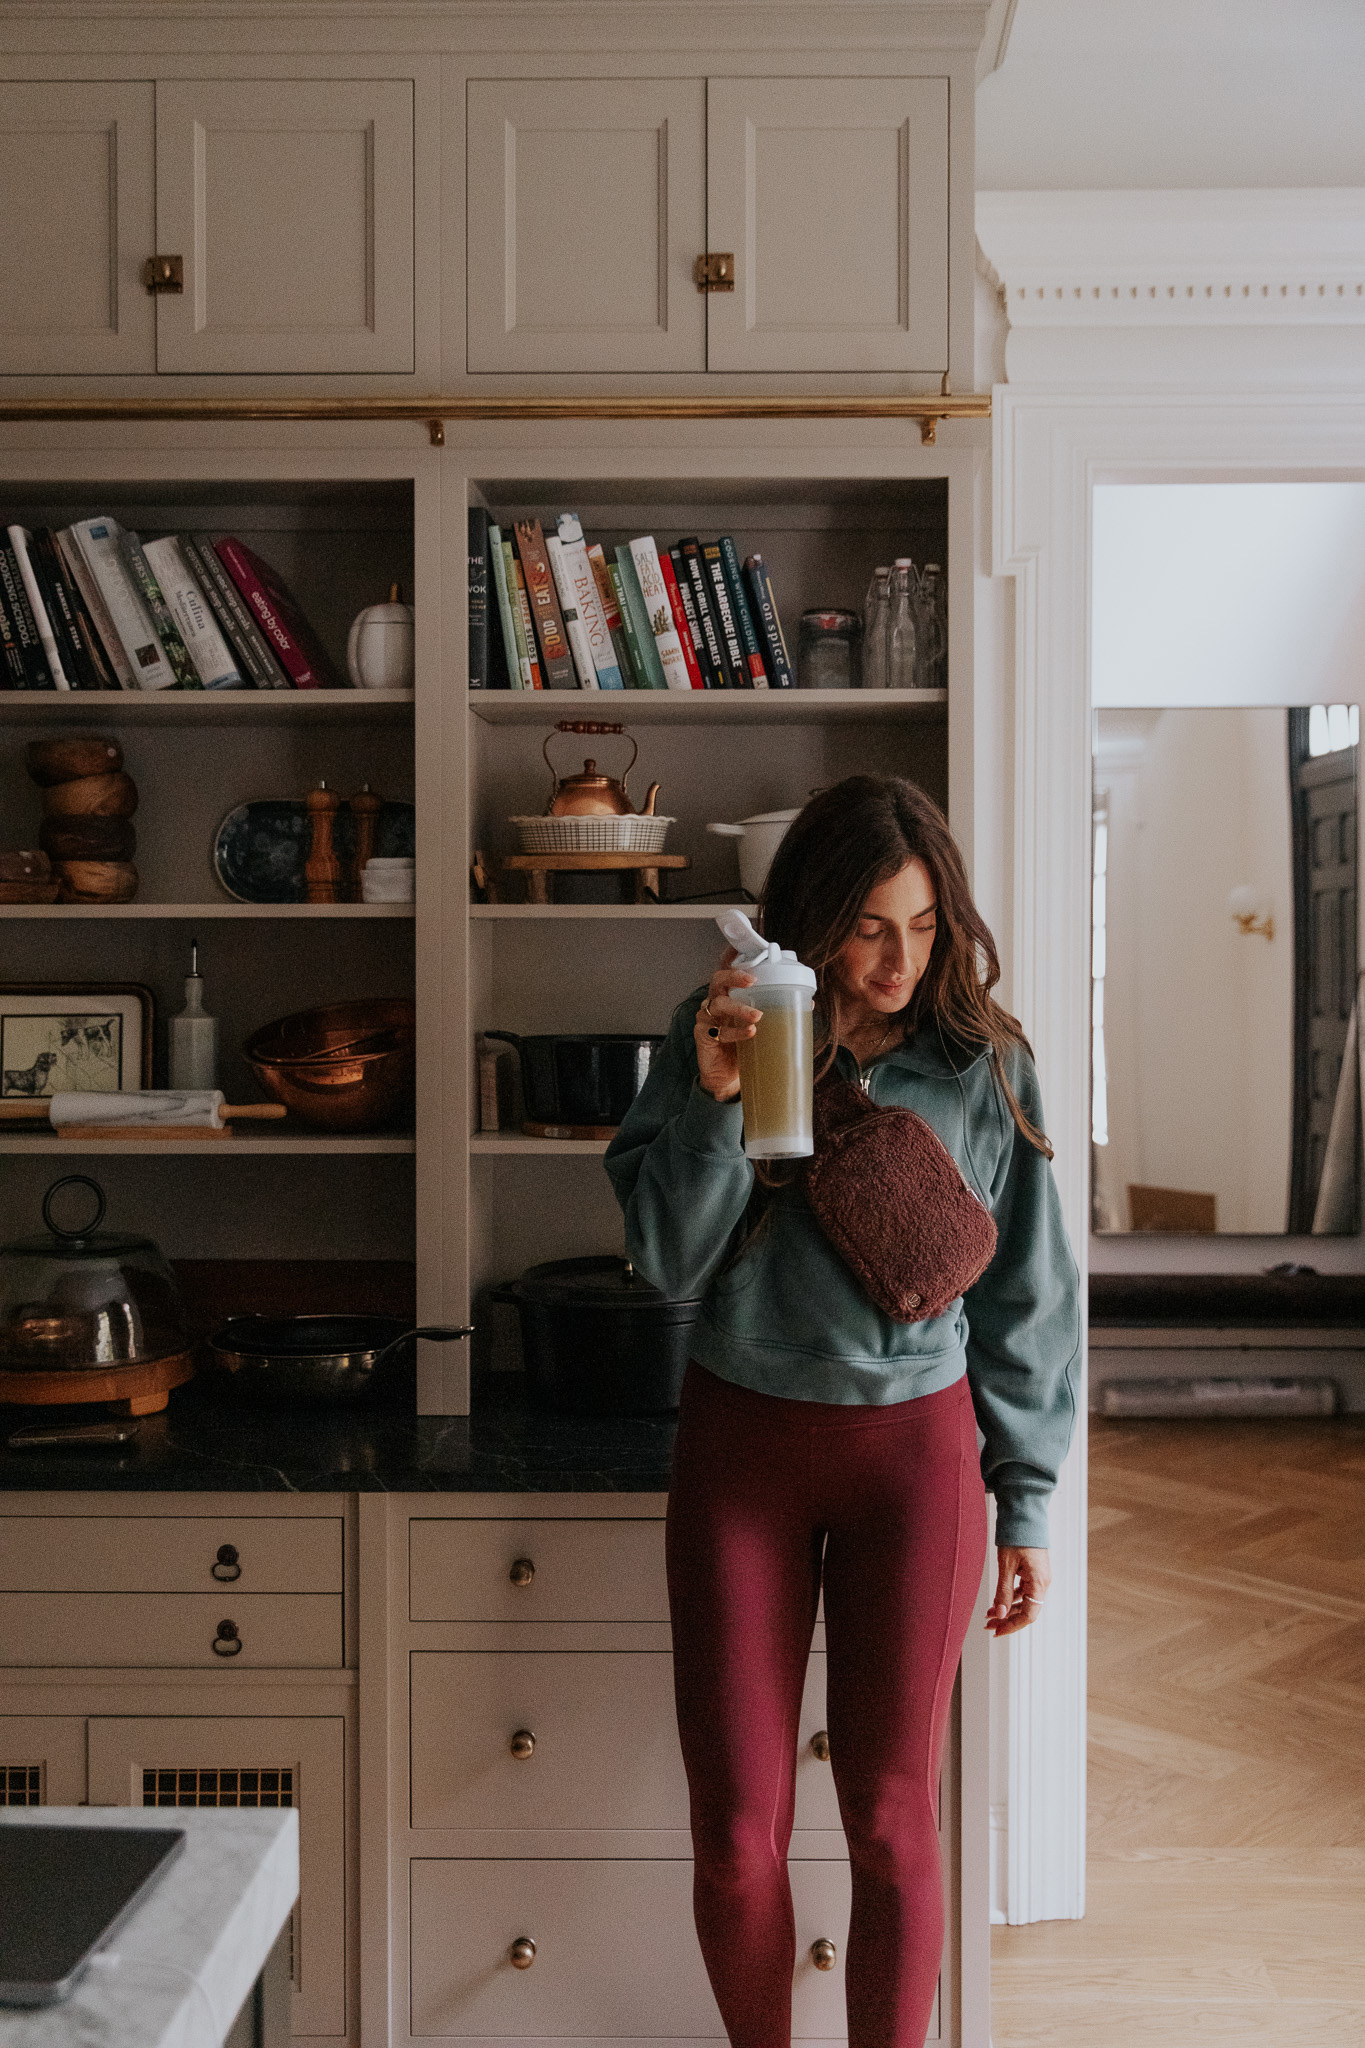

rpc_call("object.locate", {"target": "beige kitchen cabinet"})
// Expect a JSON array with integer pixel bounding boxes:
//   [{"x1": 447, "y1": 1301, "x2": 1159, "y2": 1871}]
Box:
[
  {"x1": 89, "y1": 1713, "x2": 347, "y2": 2040},
  {"x1": 465, "y1": 76, "x2": 948, "y2": 377},
  {"x1": 0, "y1": 1593, "x2": 343, "y2": 1669},
  {"x1": 0, "y1": 1514, "x2": 343, "y2": 1594},
  {"x1": 0, "y1": 1715, "x2": 86, "y2": 1805},
  {"x1": 0, "y1": 82, "x2": 156, "y2": 376},
  {"x1": 409, "y1": 1514, "x2": 668, "y2": 1620},
  {"x1": 465, "y1": 79, "x2": 706, "y2": 376},
  {"x1": 0, "y1": 78, "x2": 414, "y2": 377}
]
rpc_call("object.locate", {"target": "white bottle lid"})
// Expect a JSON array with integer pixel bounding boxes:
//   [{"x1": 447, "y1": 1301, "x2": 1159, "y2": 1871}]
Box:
[{"x1": 715, "y1": 908, "x2": 816, "y2": 992}]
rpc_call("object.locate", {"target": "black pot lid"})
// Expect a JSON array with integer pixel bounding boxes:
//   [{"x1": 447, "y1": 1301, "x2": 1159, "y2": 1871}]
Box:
[{"x1": 511, "y1": 1255, "x2": 700, "y2": 1308}]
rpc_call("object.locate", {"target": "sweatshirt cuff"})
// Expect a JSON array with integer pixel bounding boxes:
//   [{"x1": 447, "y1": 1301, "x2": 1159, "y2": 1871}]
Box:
[
  {"x1": 676, "y1": 1081, "x2": 746, "y2": 1157},
  {"x1": 993, "y1": 1488, "x2": 1051, "y2": 1551}
]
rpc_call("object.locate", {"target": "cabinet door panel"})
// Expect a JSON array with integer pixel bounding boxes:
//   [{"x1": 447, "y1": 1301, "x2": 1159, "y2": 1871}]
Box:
[
  {"x1": 410, "y1": 1517, "x2": 667, "y2": 1622},
  {"x1": 466, "y1": 79, "x2": 706, "y2": 375},
  {"x1": 0, "y1": 82, "x2": 155, "y2": 374},
  {"x1": 0, "y1": 1515, "x2": 342, "y2": 1594},
  {"x1": 0, "y1": 1593, "x2": 341, "y2": 1668},
  {"x1": 706, "y1": 78, "x2": 948, "y2": 374},
  {"x1": 88, "y1": 1714, "x2": 345, "y2": 2039},
  {"x1": 0, "y1": 1716, "x2": 86, "y2": 1804},
  {"x1": 155, "y1": 80, "x2": 414, "y2": 374}
]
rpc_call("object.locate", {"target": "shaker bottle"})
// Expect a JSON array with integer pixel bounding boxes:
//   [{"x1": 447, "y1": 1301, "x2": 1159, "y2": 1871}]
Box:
[{"x1": 716, "y1": 909, "x2": 817, "y2": 1159}]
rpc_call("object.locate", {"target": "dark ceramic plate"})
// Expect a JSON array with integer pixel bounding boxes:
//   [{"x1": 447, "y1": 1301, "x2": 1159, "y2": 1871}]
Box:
[{"x1": 213, "y1": 798, "x2": 416, "y2": 904}]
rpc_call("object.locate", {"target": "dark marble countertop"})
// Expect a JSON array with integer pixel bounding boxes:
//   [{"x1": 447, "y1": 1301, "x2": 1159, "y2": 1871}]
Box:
[{"x1": 0, "y1": 1371, "x2": 677, "y2": 1495}]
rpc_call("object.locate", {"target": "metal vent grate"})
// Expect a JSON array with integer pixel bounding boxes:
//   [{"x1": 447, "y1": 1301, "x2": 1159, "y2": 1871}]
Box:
[
  {"x1": 1, "y1": 1764, "x2": 42, "y2": 1806},
  {"x1": 142, "y1": 1766, "x2": 294, "y2": 1809}
]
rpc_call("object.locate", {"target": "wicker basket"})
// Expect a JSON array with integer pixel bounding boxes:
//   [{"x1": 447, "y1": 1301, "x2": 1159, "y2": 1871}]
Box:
[{"x1": 510, "y1": 814, "x2": 675, "y2": 855}]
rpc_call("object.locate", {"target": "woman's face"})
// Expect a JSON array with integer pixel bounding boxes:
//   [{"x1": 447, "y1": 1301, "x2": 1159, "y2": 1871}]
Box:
[{"x1": 829, "y1": 858, "x2": 938, "y2": 1017}]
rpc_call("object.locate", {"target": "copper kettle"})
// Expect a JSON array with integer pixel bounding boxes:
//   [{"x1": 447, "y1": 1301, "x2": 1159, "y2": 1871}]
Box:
[{"x1": 543, "y1": 720, "x2": 660, "y2": 818}]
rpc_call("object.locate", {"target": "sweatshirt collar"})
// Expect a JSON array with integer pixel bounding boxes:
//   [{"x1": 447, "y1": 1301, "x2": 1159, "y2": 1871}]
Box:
[{"x1": 833, "y1": 1023, "x2": 992, "y2": 1081}]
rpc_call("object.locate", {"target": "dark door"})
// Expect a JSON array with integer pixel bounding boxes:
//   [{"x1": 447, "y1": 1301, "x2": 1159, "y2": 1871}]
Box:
[{"x1": 1288, "y1": 714, "x2": 1358, "y2": 1232}]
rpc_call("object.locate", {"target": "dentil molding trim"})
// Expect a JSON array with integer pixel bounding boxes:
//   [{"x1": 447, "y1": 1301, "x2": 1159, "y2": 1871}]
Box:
[{"x1": 977, "y1": 189, "x2": 1365, "y2": 326}]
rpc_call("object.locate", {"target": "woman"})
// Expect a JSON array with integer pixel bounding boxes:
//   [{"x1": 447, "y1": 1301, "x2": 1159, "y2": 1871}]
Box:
[{"x1": 605, "y1": 775, "x2": 1079, "y2": 2048}]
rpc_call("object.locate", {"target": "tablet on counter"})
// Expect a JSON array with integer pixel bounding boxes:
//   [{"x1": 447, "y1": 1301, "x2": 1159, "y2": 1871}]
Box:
[{"x1": 0, "y1": 1823, "x2": 186, "y2": 2007}]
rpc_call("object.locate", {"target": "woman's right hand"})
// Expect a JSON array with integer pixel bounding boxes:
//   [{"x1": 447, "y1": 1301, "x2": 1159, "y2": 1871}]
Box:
[{"x1": 694, "y1": 948, "x2": 761, "y2": 1102}]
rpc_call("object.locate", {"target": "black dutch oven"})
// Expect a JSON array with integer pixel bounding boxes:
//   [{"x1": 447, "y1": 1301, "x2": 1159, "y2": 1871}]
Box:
[
  {"x1": 492, "y1": 1255, "x2": 699, "y2": 1415},
  {"x1": 483, "y1": 1032, "x2": 663, "y2": 1128}
]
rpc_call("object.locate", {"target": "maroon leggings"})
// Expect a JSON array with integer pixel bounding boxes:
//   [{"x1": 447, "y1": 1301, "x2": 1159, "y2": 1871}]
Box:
[{"x1": 665, "y1": 1362, "x2": 987, "y2": 2048}]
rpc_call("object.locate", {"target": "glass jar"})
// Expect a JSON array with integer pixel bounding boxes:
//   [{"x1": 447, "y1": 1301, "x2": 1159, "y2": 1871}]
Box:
[{"x1": 797, "y1": 610, "x2": 862, "y2": 690}]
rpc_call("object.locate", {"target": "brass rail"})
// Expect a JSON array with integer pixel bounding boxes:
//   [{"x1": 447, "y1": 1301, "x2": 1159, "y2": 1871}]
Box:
[{"x1": 0, "y1": 392, "x2": 991, "y2": 447}]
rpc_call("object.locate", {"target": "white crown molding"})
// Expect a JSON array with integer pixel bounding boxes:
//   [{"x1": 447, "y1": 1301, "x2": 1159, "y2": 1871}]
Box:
[{"x1": 977, "y1": 189, "x2": 1365, "y2": 326}]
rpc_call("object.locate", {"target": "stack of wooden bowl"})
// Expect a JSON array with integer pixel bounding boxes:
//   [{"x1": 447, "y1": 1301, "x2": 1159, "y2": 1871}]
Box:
[
  {"x1": 27, "y1": 735, "x2": 139, "y2": 903},
  {"x1": 0, "y1": 847, "x2": 59, "y2": 904}
]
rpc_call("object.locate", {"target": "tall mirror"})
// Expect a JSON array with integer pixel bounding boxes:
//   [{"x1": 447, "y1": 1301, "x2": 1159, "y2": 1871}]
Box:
[{"x1": 1092, "y1": 705, "x2": 1359, "y2": 1235}]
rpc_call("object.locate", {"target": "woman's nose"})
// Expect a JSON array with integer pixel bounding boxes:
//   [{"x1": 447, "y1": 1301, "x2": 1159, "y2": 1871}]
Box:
[{"x1": 885, "y1": 931, "x2": 913, "y2": 974}]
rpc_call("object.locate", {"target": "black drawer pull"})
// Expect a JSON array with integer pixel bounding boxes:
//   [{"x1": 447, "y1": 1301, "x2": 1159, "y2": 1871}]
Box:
[
  {"x1": 212, "y1": 1619, "x2": 242, "y2": 1657},
  {"x1": 212, "y1": 1543, "x2": 241, "y2": 1582}
]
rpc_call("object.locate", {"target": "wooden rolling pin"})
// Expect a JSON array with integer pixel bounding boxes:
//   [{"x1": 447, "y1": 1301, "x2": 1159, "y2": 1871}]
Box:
[{"x1": 0, "y1": 1097, "x2": 287, "y2": 1141}]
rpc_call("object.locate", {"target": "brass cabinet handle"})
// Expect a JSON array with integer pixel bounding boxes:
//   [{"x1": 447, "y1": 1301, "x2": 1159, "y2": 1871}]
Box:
[
  {"x1": 212, "y1": 1543, "x2": 241, "y2": 1582},
  {"x1": 212, "y1": 1619, "x2": 242, "y2": 1657},
  {"x1": 142, "y1": 255, "x2": 184, "y2": 294},
  {"x1": 810, "y1": 1939, "x2": 837, "y2": 1971},
  {"x1": 509, "y1": 1557, "x2": 535, "y2": 1587},
  {"x1": 809, "y1": 1729, "x2": 830, "y2": 1762},
  {"x1": 509, "y1": 1729, "x2": 536, "y2": 1759},
  {"x1": 694, "y1": 253, "x2": 735, "y2": 293},
  {"x1": 509, "y1": 1937, "x2": 536, "y2": 1968}
]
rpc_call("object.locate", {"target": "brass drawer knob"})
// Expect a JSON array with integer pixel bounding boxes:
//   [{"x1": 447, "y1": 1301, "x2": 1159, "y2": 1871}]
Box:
[
  {"x1": 212, "y1": 1619, "x2": 242, "y2": 1658},
  {"x1": 212, "y1": 1543, "x2": 241, "y2": 1582},
  {"x1": 809, "y1": 1730, "x2": 830, "y2": 1762},
  {"x1": 509, "y1": 1557, "x2": 535, "y2": 1587},
  {"x1": 810, "y1": 1939, "x2": 837, "y2": 1971},
  {"x1": 509, "y1": 1729, "x2": 536, "y2": 1759},
  {"x1": 509, "y1": 1937, "x2": 536, "y2": 1969},
  {"x1": 142, "y1": 254, "x2": 184, "y2": 294}
]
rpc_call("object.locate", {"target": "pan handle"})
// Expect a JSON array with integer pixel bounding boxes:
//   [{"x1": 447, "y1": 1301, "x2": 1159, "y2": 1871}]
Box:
[{"x1": 374, "y1": 1323, "x2": 474, "y2": 1370}]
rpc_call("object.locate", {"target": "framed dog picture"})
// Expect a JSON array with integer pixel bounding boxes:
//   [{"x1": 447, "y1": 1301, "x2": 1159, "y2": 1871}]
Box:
[{"x1": 0, "y1": 984, "x2": 154, "y2": 1099}]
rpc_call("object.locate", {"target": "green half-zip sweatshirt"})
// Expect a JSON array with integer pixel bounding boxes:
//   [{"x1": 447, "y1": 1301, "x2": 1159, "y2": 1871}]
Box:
[{"x1": 604, "y1": 990, "x2": 1081, "y2": 1549}]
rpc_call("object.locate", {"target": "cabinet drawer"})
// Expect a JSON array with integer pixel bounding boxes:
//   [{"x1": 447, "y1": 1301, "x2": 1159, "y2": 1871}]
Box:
[
  {"x1": 0, "y1": 1516, "x2": 342, "y2": 1594},
  {"x1": 410, "y1": 1652, "x2": 841, "y2": 1835},
  {"x1": 0, "y1": 1594, "x2": 342, "y2": 1668},
  {"x1": 410, "y1": 1519, "x2": 666, "y2": 1622},
  {"x1": 411, "y1": 1858, "x2": 867, "y2": 2039}
]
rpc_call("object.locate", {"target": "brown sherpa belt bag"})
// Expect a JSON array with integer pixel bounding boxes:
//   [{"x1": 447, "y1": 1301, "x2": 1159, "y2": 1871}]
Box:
[{"x1": 799, "y1": 1075, "x2": 998, "y2": 1322}]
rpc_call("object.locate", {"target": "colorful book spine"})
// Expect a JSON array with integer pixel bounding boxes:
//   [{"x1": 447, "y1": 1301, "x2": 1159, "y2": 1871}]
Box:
[
  {"x1": 587, "y1": 543, "x2": 638, "y2": 686},
  {"x1": 702, "y1": 541, "x2": 750, "y2": 687},
  {"x1": 669, "y1": 546, "x2": 718, "y2": 688},
  {"x1": 555, "y1": 515, "x2": 624, "y2": 690},
  {"x1": 143, "y1": 536, "x2": 244, "y2": 689},
  {"x1": 545, "y1": 534, "x2": 597, "y2": 689},
  {"x1": 607, "y1": 562, "x2": 649, "y2": 690},
  {"x1": 180, "y1": 534, "x2": 288, "y2": 688},
  {"x1": 743, "y1": 554, "x2": 795, "y2": 689},
  {"x1": 501, "y1": 540, "x2": 536, "y2": 689},
  {"x1": 215, "y1": 537, "x2": 342, "y2": 690},
  {"x1": 7, "y1": 526, "x2": 71, "y2": 689},
  {"x1": 32, "y1": 529, "x2": 100, "y2": 689},
  {"x1": 118, "y1": 530, "x2": 201, "y2": 688},
  {"x1": 658, "y1": 550, "x2": 704, "y2": 689},
  {"x1": 514, "y1": 520, "x2": 576, "y2": 688},
  {"x1": 69, "y1": 521, "x2": 179, "y2": 693},
  {"x1": 487, "y1": 525, "x2": 524, "y2": 690},
  {"x1": 467, "y1": 506, "x2": 491, "y2": 689},
  {"x1": 56, "y1": 529, "x2": 130, "y2": 689},
  {"x1": 718, "y1": 536, "x2": 770, "y2": 689},
  {"x1": 626, "y1": 536, "x2": 691, "y2": 692},
  {"x1": 612, "y1": 547, "x2": 667, "y2": 689},
  {"x1": 511, "y1": 555, "x2": 544, "y2": 689},
  {"x1": 678, "y1": 537, "x2": 733, "y2": 687},
  {"x1": 0, "y1": 543, "x2": 54, "y2": 688}
]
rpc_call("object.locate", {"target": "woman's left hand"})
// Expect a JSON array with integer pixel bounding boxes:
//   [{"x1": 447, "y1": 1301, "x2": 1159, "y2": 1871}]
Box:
[{"x1": 985, "y1": 1546, "x2": 1051, "y2": 1636}]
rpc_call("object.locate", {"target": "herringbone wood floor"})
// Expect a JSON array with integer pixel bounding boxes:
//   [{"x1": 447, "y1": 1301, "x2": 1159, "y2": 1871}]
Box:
[{"x1": 990, "y1": 1415, "x2": 1365, "y2": 2045}]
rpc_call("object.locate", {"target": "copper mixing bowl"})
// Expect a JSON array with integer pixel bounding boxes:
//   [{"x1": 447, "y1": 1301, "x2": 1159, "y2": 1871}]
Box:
[{"x1": 244, "y1": 999, "x2": 416, "y2": 1131}]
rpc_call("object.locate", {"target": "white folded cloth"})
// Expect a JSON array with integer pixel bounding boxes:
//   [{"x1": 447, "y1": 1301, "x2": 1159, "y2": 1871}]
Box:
[{"x1": 48, "y1": 1089, "x2": 227, "y2": 1129}]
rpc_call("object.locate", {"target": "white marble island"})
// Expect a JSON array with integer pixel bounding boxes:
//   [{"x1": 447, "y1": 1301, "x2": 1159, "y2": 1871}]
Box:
[{"x1": 0, "y1": 1808, "x2": 298, "y2": 2048}]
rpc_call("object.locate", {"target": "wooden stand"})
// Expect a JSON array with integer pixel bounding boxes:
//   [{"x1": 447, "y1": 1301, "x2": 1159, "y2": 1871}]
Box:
[
  {"x1": 497, "y1": 852, "x2": 689, "y2": 905},
  {"x1": 0, "y1": 1349, "x2": 195, "y2": 1416}
]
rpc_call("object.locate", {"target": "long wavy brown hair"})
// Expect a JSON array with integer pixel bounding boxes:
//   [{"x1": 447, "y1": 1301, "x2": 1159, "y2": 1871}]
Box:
[{"x1": 760, "y1": 774, "x2": 1052, "y2": 1158}]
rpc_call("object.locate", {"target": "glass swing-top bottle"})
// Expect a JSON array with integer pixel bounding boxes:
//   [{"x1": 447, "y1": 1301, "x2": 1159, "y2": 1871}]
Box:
[{"x1": 887, "y1": 559, "x2": 918, "y2": 690}]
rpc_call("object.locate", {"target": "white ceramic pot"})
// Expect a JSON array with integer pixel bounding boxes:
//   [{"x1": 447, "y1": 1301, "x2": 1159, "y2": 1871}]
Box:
[
  {"x1": 347, "y1": 602, "x2": 415, "y2": 690},
  {"x1": 361, "y1": 857, "x2": 415, "y2": 904},
  {"x1": 706, "y1": 807, "x2": 802, "y2": 899}
]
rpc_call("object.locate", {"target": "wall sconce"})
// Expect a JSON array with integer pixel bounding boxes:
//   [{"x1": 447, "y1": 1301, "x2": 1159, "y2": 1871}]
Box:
[{"x1": 1228, "y1": 884, "x2": 1275, "y2": 941}]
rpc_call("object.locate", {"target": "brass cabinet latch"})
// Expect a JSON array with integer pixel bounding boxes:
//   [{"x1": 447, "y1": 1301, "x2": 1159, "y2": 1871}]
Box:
[
  {"x1": 694, "y1": 253, "x2": 735, "y2": 294},
  {"x1": 142, "y1": 255, "x2": 184, "y2": 294}
]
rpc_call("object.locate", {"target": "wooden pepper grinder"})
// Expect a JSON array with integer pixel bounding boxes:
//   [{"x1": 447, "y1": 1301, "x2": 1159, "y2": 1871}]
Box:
[
  {"x1": 349, "y1": 783, "x2": 383, "y2": 902},
  {"x1": 305, "y1": 779, "x2": 343, "y2": 903}
]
